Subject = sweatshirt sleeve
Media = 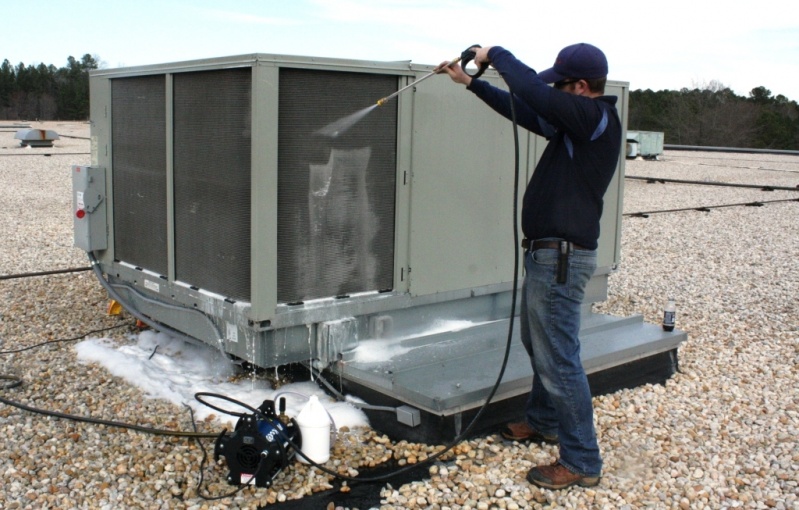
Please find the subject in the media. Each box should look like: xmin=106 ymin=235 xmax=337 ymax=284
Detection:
xmin=486 ymin=47 xmax=610 ymax=143
xmin=466 ymin=73 xmax=556 ymax=138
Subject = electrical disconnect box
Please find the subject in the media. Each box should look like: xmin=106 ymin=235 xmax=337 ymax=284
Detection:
xmin=72 ymin=165 xmax=107 ymax=252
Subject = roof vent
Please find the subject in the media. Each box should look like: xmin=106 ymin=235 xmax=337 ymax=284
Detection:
xmin=15 ymin=128 xmax=60 ymax=148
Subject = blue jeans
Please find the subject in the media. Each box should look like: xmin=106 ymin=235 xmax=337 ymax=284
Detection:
xmin=519 ymin=244 xmax=602 ymax=477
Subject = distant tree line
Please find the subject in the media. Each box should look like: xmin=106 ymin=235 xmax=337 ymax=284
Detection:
xmin=2 ymin=55 xmax=798 ymax=150
xmin=0 ymin=54 xmax=98 ymax=121
xmin=629 ymin=81 xmax=799 ymax=150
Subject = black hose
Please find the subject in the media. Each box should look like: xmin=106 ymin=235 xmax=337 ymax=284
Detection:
xmin=0 ymin=152 xmax=91 ymax=157
xmin=0 ymin=323 xmax=217 ymax=438
xmin=0 ymin=257 xmax=224 ymax=439
xmin=0 ymin=266 xmax=91 ymax=281
xmin=326 ymin=80 xmax=521 ymax=483
xmin=184 ymin=404 xmax=254 ymax=501
xmin=0 ymin=323 xmax=132 ymax=355
xmin=0 ymin=393 xmax=217 ymax=438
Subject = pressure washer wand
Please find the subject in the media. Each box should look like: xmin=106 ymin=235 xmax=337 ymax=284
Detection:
xmin=375 ymin=45 xmax=488 ymax=107
xmin=375 ymin=56 xmax=462 ymax=107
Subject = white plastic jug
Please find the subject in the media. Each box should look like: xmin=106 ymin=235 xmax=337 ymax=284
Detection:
xmin=295 ymin=395 xmax=331 ymax=464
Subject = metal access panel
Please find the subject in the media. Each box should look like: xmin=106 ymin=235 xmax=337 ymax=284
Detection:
xmin=407 ymin=79 xmax=628 ymax=302
xmin=406 ymin=72 xmax=522 ymax=297
xmin=598 ymin=81 xmax=628 ymax=277
xmin=72 ymin=165 xmax=107 ymax=252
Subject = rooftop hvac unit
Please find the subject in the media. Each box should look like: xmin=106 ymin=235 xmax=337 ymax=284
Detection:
xmin=627 ymin=130 xmax=664 ymax=159
xmin=76 ymin=54 xmax=685 ymax=440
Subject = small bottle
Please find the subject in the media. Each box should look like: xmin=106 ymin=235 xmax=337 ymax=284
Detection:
xmin=662 ymin=297 xmax=676 ymax=332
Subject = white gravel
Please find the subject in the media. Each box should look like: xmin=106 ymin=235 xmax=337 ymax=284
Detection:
xmin=1 ymin=122 xmax=798 ymax=509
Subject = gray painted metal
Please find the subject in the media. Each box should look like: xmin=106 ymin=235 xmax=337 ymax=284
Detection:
xmin=72 ymin=165 xmax=107 ymax=252
xmin=627 ymin=131 xmax=664 ymax=158
xmin=332 ymin=309 xmax=685 ymax=415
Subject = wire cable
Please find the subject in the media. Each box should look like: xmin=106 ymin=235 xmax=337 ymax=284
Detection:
xmin=0 ymin=266 xmax=92 ymax=281
xmin=304 ymin=362 xmax=398 ymax=413
xmin=0 ymin=393 xmax=218 ymax=438
xmin=0 ymin=322 xmax=132 ymax=355
xmin=0 ymin=152 xmax=90 ymax=157
xmin=625 ymin=197 xmax=798 ymax=217
xmin=626 ymin=175 xmax=798 ymax=191
xmin=0 ymin=321 xmax=219 ymax=438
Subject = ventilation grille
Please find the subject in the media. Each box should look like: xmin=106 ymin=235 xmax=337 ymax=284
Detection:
xmin=111 ymin=75 xmax=167 ymax=275
xmin=277 ymin=69 xmax=398 ymax=303
xmin=110 ymin=66 xmax=396 ymax=305
xmin=173 ymin=68 xmax=252 ymax=301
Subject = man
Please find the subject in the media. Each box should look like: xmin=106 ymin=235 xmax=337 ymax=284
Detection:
xmin=440 ymin=43 xmax=621 ymax=490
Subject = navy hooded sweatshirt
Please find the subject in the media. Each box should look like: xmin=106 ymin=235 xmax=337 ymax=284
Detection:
xmin=466 ymin=47 xmax=622 ymax=250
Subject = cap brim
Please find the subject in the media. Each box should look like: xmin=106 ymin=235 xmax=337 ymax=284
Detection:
xmin=537 ymin=67 xmax=566 ymax=84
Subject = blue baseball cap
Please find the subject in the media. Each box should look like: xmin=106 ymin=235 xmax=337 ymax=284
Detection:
xmin=537 ymin=43 xmax=608 ymax=83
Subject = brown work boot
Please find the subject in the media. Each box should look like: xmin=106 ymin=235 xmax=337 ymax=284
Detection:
xmin=527 ymin=461 xmax=600 ymax=490
xmin=500 ymin=421 xmax=558 ymax=444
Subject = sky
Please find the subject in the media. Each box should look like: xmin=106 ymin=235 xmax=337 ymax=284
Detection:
xmin=3 ymin=0 xmax=799 ymax=101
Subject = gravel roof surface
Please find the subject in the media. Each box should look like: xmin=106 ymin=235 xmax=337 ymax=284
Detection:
xmin=1 ymin=122 xmax=797 ymax=509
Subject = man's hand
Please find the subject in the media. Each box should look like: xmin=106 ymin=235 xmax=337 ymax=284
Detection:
xmin=437 ymin=45 xmax=493 ymax=86
xmin=472 ymin=46 xmax=492 ymax=69
xmin=437 ymin=59 xmax=472 ymax=86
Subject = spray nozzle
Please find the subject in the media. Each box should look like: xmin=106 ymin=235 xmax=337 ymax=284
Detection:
xmin=278 ymin=397 xmax=289 ymax=424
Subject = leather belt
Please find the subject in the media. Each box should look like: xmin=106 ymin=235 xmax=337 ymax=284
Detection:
xmin=521 ymin=239 xmax=589 ymax=252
